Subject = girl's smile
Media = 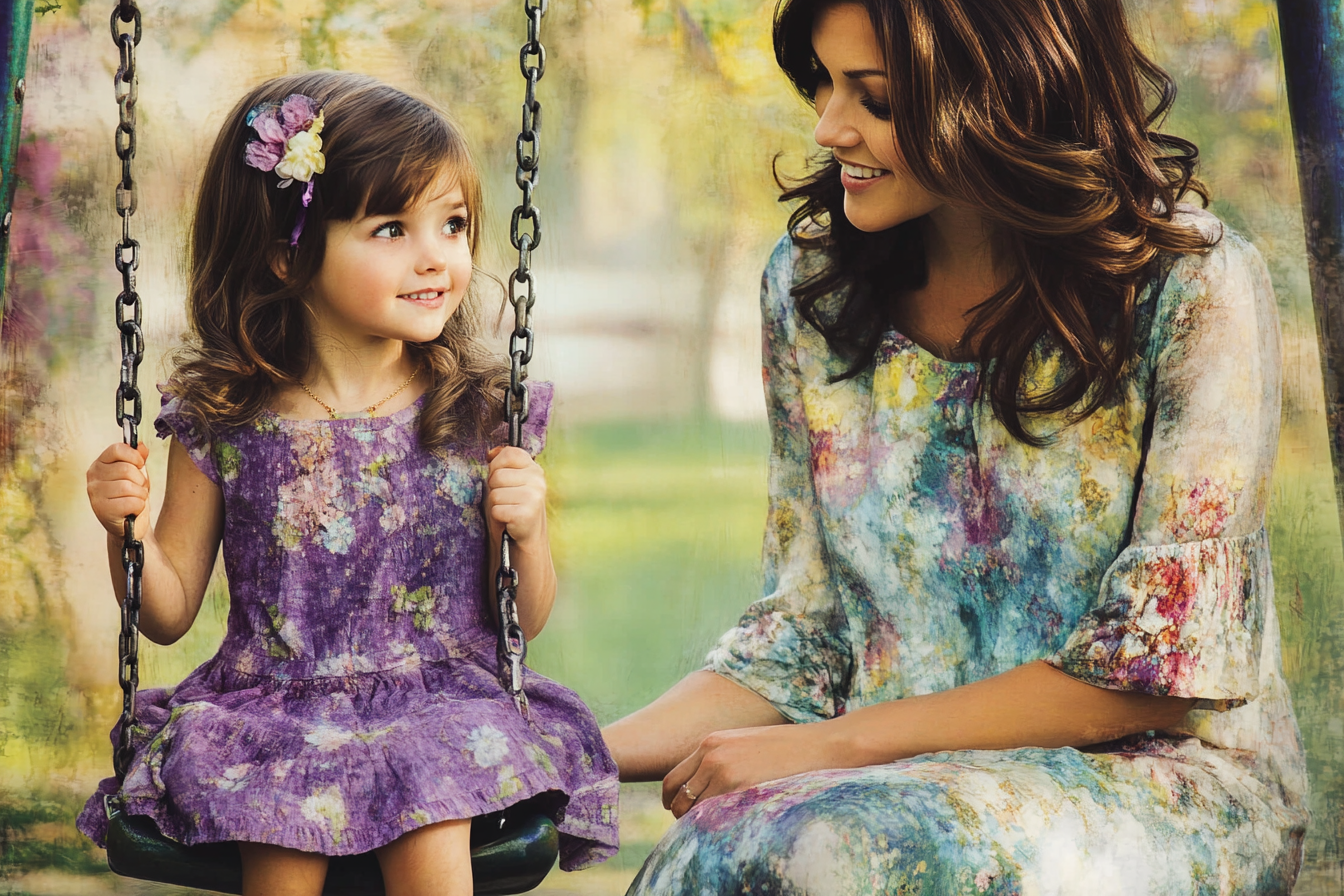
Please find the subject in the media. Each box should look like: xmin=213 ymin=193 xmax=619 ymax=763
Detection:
xmin=400 ymin=289 xmax=446 ymax=306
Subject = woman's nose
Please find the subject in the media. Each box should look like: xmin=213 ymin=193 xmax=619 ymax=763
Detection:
xmin=813 ymin=87 xmax=860 ymax=150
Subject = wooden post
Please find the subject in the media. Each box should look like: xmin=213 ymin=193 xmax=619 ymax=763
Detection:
xmin=0 ymin=0 xmax=34 ymax=326
xmin=1279 ymin=0 xmax=1344 ymax=538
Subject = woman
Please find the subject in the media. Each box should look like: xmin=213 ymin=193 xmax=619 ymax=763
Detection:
xmin=604 ymin=0 xmax=1309 ymax=891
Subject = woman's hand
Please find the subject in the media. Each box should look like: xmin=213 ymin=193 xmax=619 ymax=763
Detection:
xmin=484 ymin=446 xmax=547 ymax=548
xmin=88 ymin=441 xmax=152 ymax=536
xmin=662 ymin=722 xmax=852 ymax=818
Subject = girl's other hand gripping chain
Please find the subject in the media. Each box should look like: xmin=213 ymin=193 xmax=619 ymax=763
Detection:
xmin=484 ymin=446 xmax=547 ymax=546
xmin=88 ymin=441 xmax=152 ymax=536
xmin=484 ymin=445 xmax=557 ymax=638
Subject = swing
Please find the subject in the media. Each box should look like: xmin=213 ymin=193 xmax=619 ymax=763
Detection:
xmin=100 ymin=1 xmax=557 ymax=892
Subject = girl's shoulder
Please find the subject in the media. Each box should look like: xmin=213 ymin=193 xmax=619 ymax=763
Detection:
xmin=485 ymin=380 xmax=554 ymax=459
xmin=155 ymin=384 xmax=234 ymax=486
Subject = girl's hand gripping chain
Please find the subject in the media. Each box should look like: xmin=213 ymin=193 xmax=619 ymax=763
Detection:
xmin=88 ymin=441 xmax=152 ymax=536
xmin=484 ymin=446 xmax=557 ymax=639
xmin=485 ymin=446 xmax=547 ymax=546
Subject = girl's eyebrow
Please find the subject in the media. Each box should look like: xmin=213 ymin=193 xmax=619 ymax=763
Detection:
xmin=843 ymin=68 xmax=887 ymax=79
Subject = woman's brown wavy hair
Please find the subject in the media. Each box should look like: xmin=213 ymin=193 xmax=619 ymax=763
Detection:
xmin=774 ymin=0 xmax=1217 ymax=444
xmin=170 ymin=71 xmax=507 ymax=449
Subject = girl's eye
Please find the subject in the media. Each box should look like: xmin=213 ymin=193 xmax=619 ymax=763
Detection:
xmin=443 ymin=216 xmax=469 ymax=236
xmin=372 ymin=221 xmax=404 ymax=238
xmin=860 ymin=94 xmax=892 ymax=122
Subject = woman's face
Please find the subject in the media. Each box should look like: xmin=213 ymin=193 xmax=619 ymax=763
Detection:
xmin=812 ymin=3 xmax=942 ymax=232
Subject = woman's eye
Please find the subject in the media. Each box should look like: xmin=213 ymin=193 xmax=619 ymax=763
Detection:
xmin=860 ymin=94 xmax=893 ymax=122
xmin=443 ymin=216 xmax=469 ymax=236
xmin=372 ymin=221 xmax=404 ymax=238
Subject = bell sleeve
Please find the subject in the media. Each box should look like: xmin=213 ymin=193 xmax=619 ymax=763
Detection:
xmin=154 ymin=385 xmax=225 ymax=486
xmin=1045 ymin=224 xmax=1280 ymax=711
xmin=703 ymin=237 xmax=853 ymax=723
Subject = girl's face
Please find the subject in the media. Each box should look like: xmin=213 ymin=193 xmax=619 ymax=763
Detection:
xmin=812 ymin=3 xmax=942 ymax=232
xmin=308 ymin=172 xmax=474 ymax=346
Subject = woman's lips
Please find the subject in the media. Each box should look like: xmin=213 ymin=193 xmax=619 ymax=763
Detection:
xmin=839 ymin=164 xmax=891 ymax=194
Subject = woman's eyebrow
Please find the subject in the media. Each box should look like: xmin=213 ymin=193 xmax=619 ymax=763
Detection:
xmin=844 ymin=68 xmax=888 ymax=79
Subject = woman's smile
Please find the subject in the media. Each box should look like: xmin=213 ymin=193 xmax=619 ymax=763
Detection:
xmin=837 ymin=158 xmax=891 ymax=193
xmin=812 ymin=4 xmax=943 ymax=231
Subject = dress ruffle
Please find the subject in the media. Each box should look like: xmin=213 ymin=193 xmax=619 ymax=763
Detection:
xmin=78 ymin=652 xmax=618 ymax=867
xmin=1046 ymin=528 xmax=1268 ymax=710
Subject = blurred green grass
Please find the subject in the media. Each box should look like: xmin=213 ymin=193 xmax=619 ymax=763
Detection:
xmin=530 ymin=418 xmax=770 ymax=725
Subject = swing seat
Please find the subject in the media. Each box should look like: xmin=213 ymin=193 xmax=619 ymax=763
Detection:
xmin=104 ymin=797 xmax=559 ymax=895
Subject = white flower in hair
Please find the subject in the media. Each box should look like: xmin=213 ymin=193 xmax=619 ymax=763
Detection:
xmin=276 ymin=111 xmax=326 ymax=185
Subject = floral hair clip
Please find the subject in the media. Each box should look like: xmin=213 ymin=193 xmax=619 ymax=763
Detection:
xmin=243 ymin=94 xmax=326 ymax=247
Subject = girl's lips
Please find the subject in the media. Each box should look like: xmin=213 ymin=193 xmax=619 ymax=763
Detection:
xmin=400 ymin=290 xmax=446 ymax=308
xmin=839 ymin=169 xmax=891 ymax=194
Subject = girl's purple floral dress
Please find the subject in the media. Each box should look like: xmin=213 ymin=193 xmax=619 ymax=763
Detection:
xmin=77 ymin=382 xmax=620 ymax=870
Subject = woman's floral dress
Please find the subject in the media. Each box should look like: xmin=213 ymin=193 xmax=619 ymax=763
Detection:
xmin=77 ymin=383 xmax=620 ymax=870
xmin=630 ymin=209 xmax=1308 ymax=894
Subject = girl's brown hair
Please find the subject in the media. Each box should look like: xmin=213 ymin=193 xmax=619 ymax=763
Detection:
xmin=171 ymin=71 xmax=507 ymax=448
xmin=774 ymin=0 xmax=1217 ymax=444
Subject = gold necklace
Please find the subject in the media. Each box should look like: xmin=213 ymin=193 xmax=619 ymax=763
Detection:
xmin=299 ymin=362 xmax=422 ymax=420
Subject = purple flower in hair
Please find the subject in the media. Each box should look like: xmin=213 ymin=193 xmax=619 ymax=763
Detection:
xmin=244 ymin=93 xmax=326 ymax=245
xmin=244 ymin=94 xmax=325 ymax=185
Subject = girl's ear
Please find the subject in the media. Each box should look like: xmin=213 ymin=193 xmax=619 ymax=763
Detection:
xmin=268 ymin=241 xmax=292 ymax=282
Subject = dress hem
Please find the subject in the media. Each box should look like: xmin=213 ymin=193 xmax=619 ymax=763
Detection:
xmin=81 ymin=771 xmax=619 ymax=869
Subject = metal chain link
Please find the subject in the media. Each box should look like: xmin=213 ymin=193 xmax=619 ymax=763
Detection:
xmin=110 ymin=0 xmax=144 ymax=783
xmin=496 ymin=0 xmax=547 ymax=717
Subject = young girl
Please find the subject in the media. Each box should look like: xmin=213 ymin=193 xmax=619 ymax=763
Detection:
xmin=76 ymin=71 xmax=619 ymax=895
xmin=607 ymin=0 xmax=1308 ymax=892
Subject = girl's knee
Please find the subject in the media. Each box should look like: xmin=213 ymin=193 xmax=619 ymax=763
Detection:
xmin=375 ymin=818 xmax=473 ymax=896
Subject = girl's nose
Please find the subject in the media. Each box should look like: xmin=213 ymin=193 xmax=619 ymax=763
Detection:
xmin=415 ymin=233 xmax=449 ymax=274
xmin=813 ymin=85 xmax=860 ymax=150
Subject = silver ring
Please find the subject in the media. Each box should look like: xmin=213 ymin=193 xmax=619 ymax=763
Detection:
xmin=682 ymin=784 xmax=698 ymax=803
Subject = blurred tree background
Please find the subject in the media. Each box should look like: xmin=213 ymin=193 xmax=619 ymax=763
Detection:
xmin=0 ymin=0 xmax=1339 ymax=893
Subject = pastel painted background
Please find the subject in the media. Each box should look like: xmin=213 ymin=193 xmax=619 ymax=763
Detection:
xmin=0 ymin=0 xmax=1339 ymax=893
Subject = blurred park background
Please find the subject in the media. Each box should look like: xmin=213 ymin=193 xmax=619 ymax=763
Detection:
xmin=0 ymin=0 xmax=1341 ymax=893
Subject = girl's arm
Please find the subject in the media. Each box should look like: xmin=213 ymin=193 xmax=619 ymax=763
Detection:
xmin=88 ymin=437 xmax=225 ymax=645
xmin=484 ymin=445 xmax=556 ymax=639
xmin=626 ymin=664 xmax=1192 ymax=816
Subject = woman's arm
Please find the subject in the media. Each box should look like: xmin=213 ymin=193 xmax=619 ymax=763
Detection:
xmin=603 ymin=670 xmax=790 ymax=782
xmin=643 ymin=662 xmax=1193 ymax=817
xmin=484 ymin=445 xmax=555 ymax=638
xmin=89 ymin=437 xmax=225 ymax=645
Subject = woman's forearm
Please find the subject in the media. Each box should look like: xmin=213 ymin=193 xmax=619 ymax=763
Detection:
xmin=604 ymin=671 xmax=788 ymax=781
xmin=827 ymin=660 xmax=1195 ymax=767
xmin=653 ymin=661 xmax=1198 ymax=816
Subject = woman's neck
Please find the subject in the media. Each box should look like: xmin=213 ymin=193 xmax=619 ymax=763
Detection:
xmin=896 ymin=205 xmax=1010 ymax=360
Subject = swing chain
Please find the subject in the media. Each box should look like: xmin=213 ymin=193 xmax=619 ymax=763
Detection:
xmin=497 ymin=0 xmax=547 ymax=716
xmin=110 ymin=0 xmax=144 ymax=783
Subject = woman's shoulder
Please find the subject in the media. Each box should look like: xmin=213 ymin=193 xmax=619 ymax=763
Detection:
xmin=760 ymin=227 xmax=831 ymax=331
xmin=1160 ymin=206 xmax=1271 ymax=309
xmin=1143 ymin=205 xmax=1279 ymax=372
